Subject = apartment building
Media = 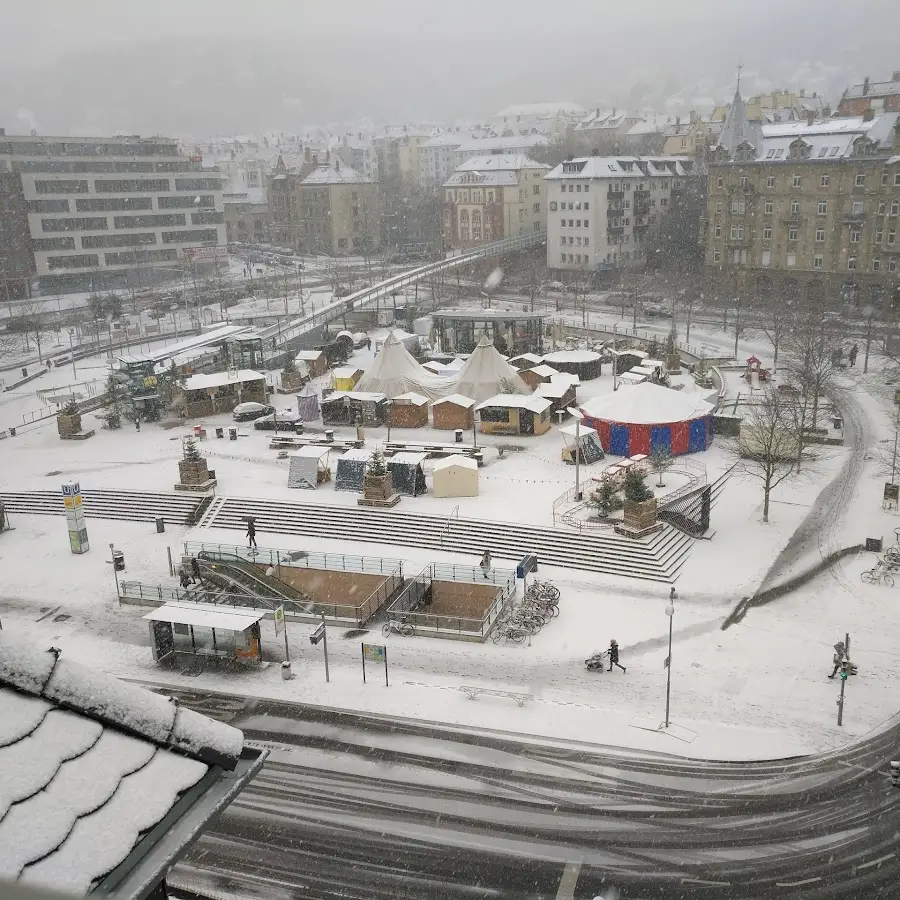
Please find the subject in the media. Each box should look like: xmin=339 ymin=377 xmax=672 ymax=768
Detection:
xmin=453 ymin=135 xmax=550 ymax=171
xmin=837 ymin=72 xmax=900 ymax=117
xmin=491 ymin=102 xmax=585 ymax=138
xmin=0 ymin=170 xmax=35 ymax=298
xmin=372 ymin=130 xmax=429 ymax=186
xmin=661 ymin=113 xmax=722 ymax=158
xmin=418 ymin=133 xmax=464 ymax=193
xmin=704 ymin=113 xmax=900 ymax=298
xmin=0 ymin=133 xmax=226 ymax=292
xmin=442 ymin=155 xmax=549 ymax=251
xmin=544 ymin=155 xmax=694 ymax=274
xmin=334 ymin=137 xmax=379 ymax=183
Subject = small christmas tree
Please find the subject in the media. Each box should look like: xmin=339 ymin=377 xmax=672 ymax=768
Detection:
xmin=183 ymin=435 xmax=202 ymax=461
xmin=694 ymin=354 xmax=708 ymax=381
xmin=593 ymin=477 xmax=623 ymax=517
xmin=623 ymin=468 xmax=654 ymax=503
xmin=366 ymin=449 xmax=387 ymax=476
xmin=282 ymin=355 xmax=298 ymax=375
xmin=62 ymin=398 xmax=79 ymax=416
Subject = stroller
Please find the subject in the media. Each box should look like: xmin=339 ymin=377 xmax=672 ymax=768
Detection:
xmin=585 ymin=650 xmax=609 ymax=672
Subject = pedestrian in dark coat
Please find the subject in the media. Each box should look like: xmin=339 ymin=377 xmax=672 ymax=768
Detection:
xmin=479 ymin=550 xmax=492 ymax=578
xmin=849 ymin=344 xmax=858 ymax=367
xmin=179 ymin=569 xmax=191 ymax=589
xmin=608 ymin=639 xmax=626 ymax=673
xmin=246 ymin=519 xmax=257 ymax=549
xmin=190 ymin=557 xmax=203 ymax=585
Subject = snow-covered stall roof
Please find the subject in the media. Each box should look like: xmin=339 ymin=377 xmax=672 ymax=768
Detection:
xmin=433 ymin=454 xmax=478 ymax=472
xmin=452 ymin=335 xmax=530 ymax=404
xmin=143 ymin=602 xmax=266 ymax=631
xmin=182 ymin=369 xmax=265 ymax=392
xmin=356 ymin=331 xmax=453 ymax=400
xmin=476 ymin=394 xmax=552 ymax=414
xmin=431 ymin=393 xmax=476 ymax=409
xmin=0 ymin=633 xmax=257 ymax=897
xmin=580 ymin=381 xmax=714 ymax=424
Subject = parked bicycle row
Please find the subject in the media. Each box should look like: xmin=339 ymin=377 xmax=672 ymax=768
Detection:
xmin=492 ymin=579 xmax=560 ymax=644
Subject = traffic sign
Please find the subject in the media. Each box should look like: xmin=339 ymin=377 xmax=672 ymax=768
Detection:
xmin=274 ymin=604 xmax=285 ymax=636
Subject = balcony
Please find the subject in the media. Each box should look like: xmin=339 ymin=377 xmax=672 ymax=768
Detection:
xmin=607 ymin=207 xmax=624 ymax=219
xmin=633 ymin=216 xmax=650 ymax=228
xmin=607 ymin=189 xmax=624 ymax=200
xmin=842 ymin=212 xmax=866 ymax=224
xmin=607 ymin=223 xmax=625 ymax=235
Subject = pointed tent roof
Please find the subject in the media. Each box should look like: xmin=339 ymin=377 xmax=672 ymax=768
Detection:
xmin=452 ymin=334 xmax=530 ymax=404
xmin=355 ymin=331 xmax=454 ymax=400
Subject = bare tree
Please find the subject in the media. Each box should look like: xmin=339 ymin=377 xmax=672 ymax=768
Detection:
xmin=752 ymin=280 xmax=794 ymax=373
xmin=523 ymin=256 xmax=543 ymax=313
xmin=11 ymin=299 xmax=49 ymax=362
xmin=680 ymin=287 xmax=698 ymax=346
xmin=735 ymin=386 xmax=816 ymax=522
xmin=649 ymin=446 xmax=674 ymax=487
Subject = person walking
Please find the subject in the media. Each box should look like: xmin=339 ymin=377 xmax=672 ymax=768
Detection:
xmin=179 ymin=568 xmax=191 ymax=590
xmin=849 ymin=344 xmax=858 ymax=367
xmin=828 ymin=641 xmax=846 ymax=679
xmin=246 ymin=519 xmax=257 ymax=550
xmin=608 ymin=638 xmax=626 ymax=673
xmin=190 ymin=557 xmax=203 ymax=586
xmin=479 ymin=550 xmax=492 ymax=579
xmin=669 ymin=586 xmax=677 ymax=601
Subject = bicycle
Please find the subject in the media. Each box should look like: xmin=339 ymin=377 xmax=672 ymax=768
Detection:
xmin=491 ymin=623 xmax=527 ymax=644
xmin=528 ymin=579 xmax=561 ymax=602
xmin=861 ymin=566 xmax=894 ymax=587
xmin=382 ymin=618 xmax=415 ymax=637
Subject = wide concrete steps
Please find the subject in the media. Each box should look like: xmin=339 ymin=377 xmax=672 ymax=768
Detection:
xmin=0 ymin=489 xmax=202 ymax=525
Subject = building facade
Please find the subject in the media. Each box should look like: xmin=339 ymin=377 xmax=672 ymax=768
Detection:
xmin=0 ymin=133 xmax=226 ymax=292
xmin=703 ymin=114 xmax=900 ymax=301
xmin=544 ymin=155 xmax=695 ymax=273
xmin=837 ymin=73 xmax=900 ymax=117
xmin=223 ymin=193 xmax=271 ymax=245
xmin=418 ymin=133 xmax=464 ymax=194
xmin=442 ymin=155 xmax=548 ymax=251
xmin=0 ymin=170 xmax=36 ymax=298
xmin=452 ymin=135 xmax=550 ymax=170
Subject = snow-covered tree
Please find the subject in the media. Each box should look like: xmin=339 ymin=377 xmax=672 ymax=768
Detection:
xmin=366 ymin=449 xmax=388 ymax=476
xmin=623 ymin=468 xmax=654 ymax=502
xmin=183 ymin=436 xmax=202 ymax=462
xmin=649 ymin=446 xmax=674 ymax=487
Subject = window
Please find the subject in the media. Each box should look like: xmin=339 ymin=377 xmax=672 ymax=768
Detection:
xmin=34 ymin=180 xmax=89 ymax=194
xmin=584 ymin=202 xmax=589 ymax=211
xmin=787 ymin=252 xmax=796 ymax=267
xmin=569 ymin=219 xmax=574 ymax=227
xmin=568 ymin=185 xmax=574 ymax=192
xmin=46 ymin=253 xmax=100 ymax=270
xmin=584 ymin=185 xmax=589 ymax=192
xmin=889 ymin=229 xmax=897 ymax=245
xmin=895 ymin=173 xmax=900 ymax=187
xmin=583 ymin=237 xmax=589 ymax=247
xmin=113 ymin=214 xmax=186 ymax=229
xmin=817 ymin=200 xmax=828 ymax=215
xmin=576 ymin=220 xmax=581 ymax=228
xmin=533 ymin=184 xmax=540 ymax=195
xmin=876 ymin=229 xmax=883 ymax=243
xmin=533 ymin=203 xmax=540 ymax=213
xmin=41 ymin=216 xmax=108 ymax=232
xmin=76 ymin=197 xmax=153 ymax=212
xmin=568 ymin=202 xmax=574 ymax=210
xmin=717 ymin=176 xmax=724 ymax=188
xmin=95 ymin=178 xmax=171 ymax=192
xmin=891 ymin=258 xmax=898 ymax=273
xmin=82 ymin=232 xmax=156 ymax=248
xmin=855 ymin=174 xmax=866 ymax=187
xmin=850 ymin=229 xmax=861 ymax=243
xmin=472 ymin=192 xmax=481 ymax=203
xmin=878 ymin=201 xmax=887 ymax=214
xmin=731 ymin=197 xmax=745 ymax=214
xmin=893 ymin=201 xmax=900 ymax=216
xmin=31 ymin=237 xmax=76 ymax=251
xmin=820 ymin=174 xmax=830 ymax=187
xmin=713 ymin=250 xmax=721 ymax=262
xmin=792 ymin=174 xmax=802 ymax=188
xmin=487 ymin=191 xmax=493 ymax=202
xmin=715 ymin=201 xmax=723 ymax=214
xmin=560 ymin=218 xmax=566 ymax=228
xmin=160 ymin=228 xmax=219 ymax=244
xmin=761 ymin=250 xmax=772 ymax=267
xmin=104 ymin=249 xmax=178 ymax=265
xmin=765 ymin=200 xmax=774 ymax=214
xmin=852 ymin=201 xmax=864 ymax=215
xmin=575 ymin=237 xmax=582 ymax=246
xmin=873 ymin=259 xmax=881 ymax=271
xmin=883 ymin=174 xmax=889 ymax=187
xmin=191 ymin=211 xmax=224 ymax=226
xmin=763 ymin=226 xmax=772 ymax=240
xmin=584 ymin=219 xmax=589 ymax=227
xmin=816 ymin=228 xmax=826 ymax=242
xmin=791 ymin=200 xmax=801 ymax=214
xmin=660 ymin=197 xmax=669 ymax=207
xmin=715 ymin=225 xmax=722 ymax=238
xmin=576 ymin=184 xmax=581 ymax=193
xmin=813 ymin=254 xmax=823 ymax=269
xmin=730 ymin=224 xmax=744 ymax=240
xmin=27 ymin=199 xmax=69 ymax=213
xmin=788 ymin=226 xmax=799 ymax=241
xmin=767 ymin=175 xmax=776 ymax=188
xmin=848 ymin=256 xmax=857 ymax=270
xmin=174 ymin=178 xmax=220 ymax=191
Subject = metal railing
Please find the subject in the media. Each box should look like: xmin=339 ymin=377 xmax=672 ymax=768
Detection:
xmin=426 ymin=562 xmax=516 ymax=599
xmin=439 ymin=505 xmax=460 ymax=546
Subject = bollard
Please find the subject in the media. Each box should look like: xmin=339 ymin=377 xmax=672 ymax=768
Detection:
xmin=325 ymin=429 xmax=334 ymax=442
xmin=229 ymin=428 xmax=237 ymax=440
xmin=155 ymin=517 xmax=165 ymax=534
xmin=281 ymin=661 xmax=292 ymax=680
xmin=454 ymin=429 xmax=463 ymax=443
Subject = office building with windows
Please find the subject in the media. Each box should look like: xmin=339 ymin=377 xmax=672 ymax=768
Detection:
xmin=544 ymin=155 xmax=694 ymax=274
xmin=0 ymin=132 xmax=226 ymax=292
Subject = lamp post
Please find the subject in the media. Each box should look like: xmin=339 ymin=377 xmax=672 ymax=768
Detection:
xmin=68 ymin=328 xmax=77 ymax=379
xmin=574 ymin=417 xmax=582 ymax=501
xmin=664 ymin=600 xmax=675 ymax=728
xmin=386 ymin=399 xmax=393 ymax=442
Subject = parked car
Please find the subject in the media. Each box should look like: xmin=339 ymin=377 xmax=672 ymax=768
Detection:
xmin=334 ymin=286 xmax=351 ymax=298
xmin=644 ymin=303 xmax=672 ymax=318
xmin=233 ymin=402 xmax=275 ymax=422
xmin=253 ymin=411 xmax=302 ymax=431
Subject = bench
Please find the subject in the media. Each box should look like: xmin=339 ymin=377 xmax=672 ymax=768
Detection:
xmin=269 ymin=436 xmax=364 ymax=451
xmin=383 ymin=442 xmax=485 ymax=466
xmin=459 ymin=686 xmax=533 ymax=707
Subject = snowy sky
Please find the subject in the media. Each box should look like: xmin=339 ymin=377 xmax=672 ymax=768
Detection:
xmin=1 ymin=0 xmax=896 ymax=135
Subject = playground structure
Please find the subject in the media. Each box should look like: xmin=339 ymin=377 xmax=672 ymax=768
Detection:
xmin=743 ymin=355 xmax=771 ymax=389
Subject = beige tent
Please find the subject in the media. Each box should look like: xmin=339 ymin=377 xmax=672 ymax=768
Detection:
xmin=432 ymin=454 xmax=479 ymax=498
xmin=452 ymin=334 xmax=530 ymax=404
xmin=355 ymin=330 xmax=453 ymax=400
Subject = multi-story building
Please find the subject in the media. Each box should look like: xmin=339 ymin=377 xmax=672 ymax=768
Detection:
xmin=418 ymin=133 xmax=464 ymax=194
xmin=0 ymin=167 xmax=36 ymax=299
xmin=453 ymin=135 xmax=550 ymax=170
xmin=372 ymin=130 xmax=429 ymax=187
xmin=544 ymin=155 xmax=694 ymax=274
xmin=573 ymin=109 xmax=645 ymax=144
xmin=442 ymin=155 xmax=548 ymax=251
xmin=837 ymin=72 xmax=900 ymax=117
xmin=296 ymin=162 xmax=381 ymax=256
xmin=491 ymin=102 xmax=585 ymax=138
xmin=334 ymin=137 xmax=379 ymax=183
xmin=223 ymin=192 xmax=271 ymax=245
xmin=703 ymin=112 xmax=900 ymax=300
xmin=662 ymin=113 xmax=722 ymax=158
xmin=0 ymin=132 xmax=226 ymax=292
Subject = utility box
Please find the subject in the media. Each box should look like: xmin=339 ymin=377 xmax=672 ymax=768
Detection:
xmin=155 ymin=517 xmax=165 ymax=534
xmin=112 ymin=550 xmax=125 ymax=571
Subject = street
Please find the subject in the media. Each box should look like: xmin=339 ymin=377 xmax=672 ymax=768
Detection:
xmin=160 ymin=686 xmax=900 ymax=900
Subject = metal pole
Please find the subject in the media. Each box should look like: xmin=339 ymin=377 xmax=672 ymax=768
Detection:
xmin=665 ymin=604 xmax=674 ymax=728
xmin=322 ymin=613 xmax=330 ymax=683
xmin=167 ymin=545 xmax=174 ymax=577
xmin=837 ymin=671 xmax=846 ymax=726
xmin=892 ymin=407 xmax=899 ymax=484
xmin=283 ymin=612 xmax=290 ymax=663
xmin=361 ymin=643 xmax=366 ymax=683
xmin=384 ymin=646 xmax=389 ymax=687
xmin=574 ymin=418 xmax=582 ymax=501
xmin=69 ymin=330 xmax=77 ymax=379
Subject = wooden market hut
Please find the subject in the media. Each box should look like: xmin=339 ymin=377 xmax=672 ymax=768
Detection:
xmin=432 ymin=454 xmax=479 ymax=498
xmin=332 ymin=366 xmax=364 ymax=391
xmin=295 ymin=349 xmax=328 ymax=377
xmin=431 ymin=393 xmax=475 ymax=431
xmin=388 ymin=392 xmax=430 ymax=428
xmin=519 ymin=364 xmax=560 ymax=391
xmin=179 ymin=369 xmax=267 ymax=418
xmin=508 ymin=352 xmax=545 ymax=371
xmin=321 ymin=391 xmax=388 ymax=426
xmin=476 ymin=394 xmax=552 ymax=436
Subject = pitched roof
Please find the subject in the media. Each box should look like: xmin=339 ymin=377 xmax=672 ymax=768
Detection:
xmin=182 ymin=369 xmax=265 ymax=391
xmin=456 ymin=154 xmax=549 ymax=172
xmin=300 ymin=164 xmax=372 ymax=185
xmin=544 ymin=156 xmax=693 ymax=180
xmin=843 ymin=78 xmax=900 ymax=100
xmin=453 ymin=135 xmax=550 ymax=154
xmin=476 ymin=393 xmax=552 ymax=413
xmin=0 ymin=634 xmax=259 ymax=898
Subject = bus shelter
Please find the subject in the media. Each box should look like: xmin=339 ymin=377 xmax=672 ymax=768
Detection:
xmin=144 ymin=601 xmax=265 ymax=666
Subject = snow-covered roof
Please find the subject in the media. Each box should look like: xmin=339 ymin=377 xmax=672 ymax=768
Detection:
xmin=454 ymin=135 xmax=550 ymax=154
xmin=333 ymin=366 xmax=363 ymax=378
xmin=751 ymin=112 xmax=900 ymax=161
xmin=143 ymin=602 xmax=267 ymax=630
xmin=340 ymin=448 xmax=374 ymax=462
xmin=431 ymin=393 xmax=476 ymax=408
xmin=535 ymin=381 xmax=573 ymax=399
xmin=433 ymin=454 xmax=478 ymax=471
xmin=545 ymin=156 xmax=693 ymax=181
xmin=0 ymin=633 xmax=249 ymax=895
xmin=422 ymin=133 xmax=465 ymax=148
xmin=389 ymin=452 xmax=428 ymax=465
xmin=392 ymin=392 xmax=430 ymax=405
xmin=527 ymin=364 xmax=560 ymax=378
xmin=476 ymin=393 xmax=553 ymax=414
xmin=453 ymin=334 xmax=530 ymax=404
xmin=444 ymin=170 xmax=519 ymax=187
xmin=182 ymin=369 xmax=265 ymax=391
xmin=580 ymin=381 xmax=714 ymax=424
xmin=456 ymin=154 xmax=549 ymax=172
xmin=510 ymin=353 xmax=544 ymax=366
xmin=295 ymin=349 xmax=325 ymax=360
xmin=291 ymin=445 xmax=332 ymax=459
xmin=323 ymin=391 xmax=387 ymax=402
xmin=843 ymin=78 xmax=900 ymax=100
xmin=300 ymin=164 xmax=372 ymax=185
xmin=626 ymin=119 xmax=672 ymax=136
xmin=543 ymin=349 xmax=601 ymax=364
xmin=357 ymin=331 xmax=453 ymax=400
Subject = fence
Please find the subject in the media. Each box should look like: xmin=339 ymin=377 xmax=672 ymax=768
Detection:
xmin=386 ymin=563 xmax=515 ymax=641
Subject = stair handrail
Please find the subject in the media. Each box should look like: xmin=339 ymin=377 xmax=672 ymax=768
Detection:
xmin=439 ymin=505 xmax=460 ymax=547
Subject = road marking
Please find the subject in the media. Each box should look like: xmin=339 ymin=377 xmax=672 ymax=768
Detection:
xmin=775 ymin=877 xmax=822 ymax=887
xmin=857 ymin=852 xmax=895 ymax=871
xmin=555 ymin=860 xmax=582 ymax=900
xmin=681 ymin=878 xmax=731 ymax=887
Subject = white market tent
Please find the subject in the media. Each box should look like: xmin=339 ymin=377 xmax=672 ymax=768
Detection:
xmin=335 ymin=447 xmax=372 ymax=492
xmin=356 ymin=331 xmax=454 ymax=400
xmin=288 ymin=445 xmax=331 ymax=489
xmin=433 ymin=454 xmax=479 ymax=498
xmin=452 ymin=334 xmax=530 ymax=404
xmin=580 ymin=381 xmax=714 ymax=424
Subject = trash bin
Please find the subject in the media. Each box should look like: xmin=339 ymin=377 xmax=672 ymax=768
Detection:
xmin=324 ymin=429 xmax=334 ymax=442
xmin=8 ymin=427 xmax=15 ymax=437
xmin=833 ymin=416 xmax=843 ymax=430
xmin=215 ymin=427 xmax=224 ymax=438
xmin=229 ymin=428 xmax=237 ymax=440
xmin=281 ymin=661 xmax=292 ymax=680
xmin=294 ymin=422 xmax=304 ymax=435
xmin=454 ymin=429 xmax=463 ymax=443
xmin=155 ymin=517 xmax=165 ymax=534
xmin=21 ymin=367 xmax=27 ymax=378
xmin=112 ymin=550 xmax=125 ymax=571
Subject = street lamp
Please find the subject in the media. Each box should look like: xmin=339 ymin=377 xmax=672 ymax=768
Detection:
xmin=574 ymin=417 xmax=582 ymax=501
xmin=664 ymin=600 xmax=675 ymax=728
xmin=68 ymin=328 xmax=77 ymax=379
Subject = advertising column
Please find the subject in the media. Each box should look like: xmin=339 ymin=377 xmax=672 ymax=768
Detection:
xmin=61 ymin=482 xmax=90 ymax=554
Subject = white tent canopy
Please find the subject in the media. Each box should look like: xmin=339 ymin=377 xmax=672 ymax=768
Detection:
xmin=580 ymin=381 xmax=714 ymax=424
xmin=452 ymin=334 xmax=530 ymax=404
xmin=356 ymin=331 xmax=454 ymax=400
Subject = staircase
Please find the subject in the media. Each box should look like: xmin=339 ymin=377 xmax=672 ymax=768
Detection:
xmin=195 ymin=553 xmax=310 ymax=605
xmin=0 ymin=489 xmax=203 ymax=525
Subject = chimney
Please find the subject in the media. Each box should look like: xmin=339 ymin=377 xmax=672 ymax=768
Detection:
xmin=689 ymin=109 xmax=698 ymax=124
xmin=311 ymin=151 xmax=318 ymax=165
xmin=807 ymin=111 xmax=815 ymax=126
xmin=676 ymin=115 xmax=681 ymax=129
xmin=335 ymin=158 xmax=340 ymax=171
xmin=591 ymin=147 xmax=599 ymax=156
xmin=894 ymin=121 xmax=900 ymax=153
xmin=863 ymin=76 xmax=870 ymax=96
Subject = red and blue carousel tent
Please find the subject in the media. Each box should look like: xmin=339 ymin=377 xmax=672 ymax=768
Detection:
xmin=578 ymin=382 xmax=715 ymax=457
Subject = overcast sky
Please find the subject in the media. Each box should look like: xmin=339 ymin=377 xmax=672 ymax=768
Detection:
xmin=1 ymin=0 xmax=896 ymax=137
